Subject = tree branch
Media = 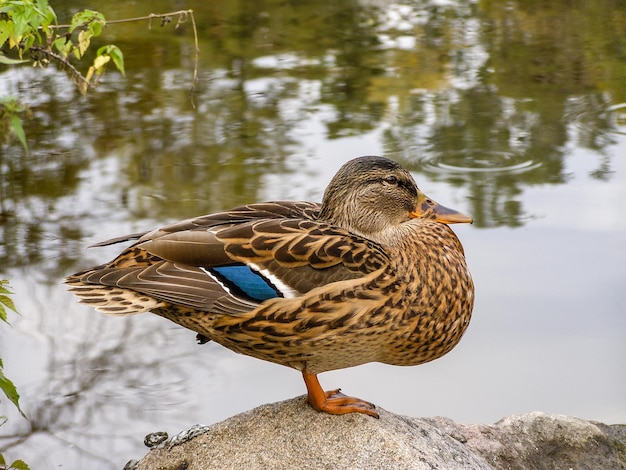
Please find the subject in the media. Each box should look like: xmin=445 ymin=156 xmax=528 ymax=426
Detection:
xmin=47 ymin=10 xmax=200 ymax=94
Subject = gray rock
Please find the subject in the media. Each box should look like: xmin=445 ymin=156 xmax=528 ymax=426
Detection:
xmin=135 ymin=396 xmax=626 ymax=470
xmin=427 ymin=413 xmax=626 ymax=470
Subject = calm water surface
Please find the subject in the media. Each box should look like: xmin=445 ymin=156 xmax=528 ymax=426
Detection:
xmin=1 ymin=1 xmax=625 ymax=468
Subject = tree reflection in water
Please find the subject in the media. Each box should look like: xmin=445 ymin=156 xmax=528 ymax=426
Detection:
xmin=1 ymin=283 xmax=204 ymax=468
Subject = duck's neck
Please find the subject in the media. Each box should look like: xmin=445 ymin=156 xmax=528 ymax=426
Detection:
xmin=374 ymin=219 xmax=462 ymax=251
xmin=319 ymin=196 xmax=406 ymax=237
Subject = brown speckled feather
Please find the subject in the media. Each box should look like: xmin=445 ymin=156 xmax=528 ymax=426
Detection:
xmin=66 ymin=156 xmax=474 ymax=417
xmin=67 ymin=201 xmax=389 ymax=316
xmin=160 ymin=220 xmax=473 ymax=374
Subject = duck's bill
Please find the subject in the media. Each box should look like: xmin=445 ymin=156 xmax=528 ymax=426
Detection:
xmin=410 ymin=194 xmax=473 ymax=224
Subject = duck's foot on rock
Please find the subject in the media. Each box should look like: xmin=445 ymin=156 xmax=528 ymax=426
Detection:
xmin=303 ymin=371 xmax=379 ymax=418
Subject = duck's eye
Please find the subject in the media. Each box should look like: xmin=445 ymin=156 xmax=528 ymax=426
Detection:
xmin=383 ymin=175 xmax=399 ymax=185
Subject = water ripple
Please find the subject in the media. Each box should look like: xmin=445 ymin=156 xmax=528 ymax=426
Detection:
xmin=418 ymin=150 xmax=542 ymax=175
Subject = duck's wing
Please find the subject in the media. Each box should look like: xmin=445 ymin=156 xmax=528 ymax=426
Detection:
xmin=88 ymin=201 xmax=321 ymax=248
xmin=67 ymin=201 xmax=389 ymax=316
xmin=148 ymin=201 xmax=321 ymax=234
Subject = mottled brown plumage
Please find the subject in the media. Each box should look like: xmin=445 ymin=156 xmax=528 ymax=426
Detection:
xmin=66 ymin=156 xmax=474 ymax=418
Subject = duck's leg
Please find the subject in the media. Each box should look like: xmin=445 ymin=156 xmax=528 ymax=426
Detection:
xmin=302 ymin=371 xmax=379 ymax=418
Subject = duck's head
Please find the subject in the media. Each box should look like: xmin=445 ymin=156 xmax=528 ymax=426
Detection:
xmin=319 ymin=156 xmax=472 ymax=236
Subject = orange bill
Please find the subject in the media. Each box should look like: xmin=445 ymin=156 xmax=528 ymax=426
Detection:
xmin=410 ymin=192 xmax=473 ymax=224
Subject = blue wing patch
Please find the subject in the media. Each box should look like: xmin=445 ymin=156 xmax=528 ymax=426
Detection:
xmin=210 ymin=264 xmax=282 ymax=302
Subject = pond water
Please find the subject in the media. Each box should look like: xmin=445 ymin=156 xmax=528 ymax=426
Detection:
xmin=1 ymin=1 xmax=625 ymax=468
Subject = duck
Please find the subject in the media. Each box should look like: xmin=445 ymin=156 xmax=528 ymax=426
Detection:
xmin=66 ymin=155 xmax=474 ymax=418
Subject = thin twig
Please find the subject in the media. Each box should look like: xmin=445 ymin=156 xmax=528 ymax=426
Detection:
xmin=48 ymin=10 xmax=192 ymax=29
xmin=188 ymin=11 xmax=200 ymax=92
xmin=29 ymin=46 xmax=93 ymax=92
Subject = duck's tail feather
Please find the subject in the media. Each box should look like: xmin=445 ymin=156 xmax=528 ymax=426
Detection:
xmin=88 ymin=231 xmax=149 ymax=248
xmin=65 ymin=277 xmax=165 ymax=315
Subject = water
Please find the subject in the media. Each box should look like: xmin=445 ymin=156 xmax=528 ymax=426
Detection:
xmin=1 ymin=1 xmax=625 ymax=468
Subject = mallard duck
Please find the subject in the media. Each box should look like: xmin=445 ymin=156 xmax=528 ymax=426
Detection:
xmin=66 ymin=156 xmax=474 ymax=418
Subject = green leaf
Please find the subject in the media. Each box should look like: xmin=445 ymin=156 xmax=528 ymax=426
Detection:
xmin=0 ymin=280 xmax=18 ymax=323
xmin=0 ymin=280 xmax=13 ymax=294
xmin=9 ymin=114 xmax=28 ymax=151
xmin=111 ymin=46 xmax=125 ymax=76
xmin=0 ymin=53 xmax=29 ymax=65
xmin=0 ymin=362 xmax=23 ymax=416
xmin=90 ymin=20 xmax=103 ymax=37
xmin=9 ymin=459 xmax=31 ymax=470
xmin=69 ymin=11 xmax=88 ymax=33
xmin=97 ymin=44 xmax=125 ymax=76
xmin=52 ymin=37 xmax=73 ymax=59
xmin=0 ymin=19 xmax=13 ymax=46
xmin=0 ymin=293 xmax=17 ymax=317
xmin=70 ymin=9 xmax=105 ymax=34
xmin=0 ymin=453 xmax=5 ymax=465
xmin=52 ymin=36 xmax=68 ymax=55
xmin=0 ymin=300 xmax=8 ymax=323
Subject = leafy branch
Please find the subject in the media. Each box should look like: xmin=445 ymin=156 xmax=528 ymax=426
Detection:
xmin=0 ymin=2 xmax=199 ymax=94
xmin=0 ymin=1 xmax=124 ymax=94
xmin=0 ymin=1 xmax=199 ymax=150
xmin=50 ymin=10 xmax=200 ymax=89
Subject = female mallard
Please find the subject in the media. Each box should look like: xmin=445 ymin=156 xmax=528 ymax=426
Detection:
xmin=66 ymin=156 xmax=474 ymax=418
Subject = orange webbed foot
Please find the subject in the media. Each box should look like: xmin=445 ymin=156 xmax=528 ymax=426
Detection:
xmin=302 ymin=371 xmax=379 ymax=418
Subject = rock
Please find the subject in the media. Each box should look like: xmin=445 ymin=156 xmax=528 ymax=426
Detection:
xmin=134 ymin=396 xmax=626 ymax=470
xmin=426 ymin=413 xmax=626 ymax=470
